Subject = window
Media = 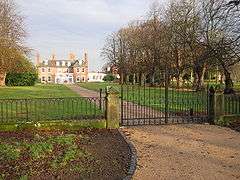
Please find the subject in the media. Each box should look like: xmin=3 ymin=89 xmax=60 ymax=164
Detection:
xmin=82 ymin=77 xmax=85 ymax=82
xmin=93 ymin=75 xmax=95 ymax=80
xmin=48 ymin=76 xmax=51 ymax=82
xmin=77 ymin=68 xmax=80 ymax=72
xmin=99 ymin=76 xmax=102 ymax=79
xmin=82 ymin=68 xmax=85 ymax=72
xmin=76 ymin=77 xmax=80 ymax=82
xmin=42 ymin=68 xmax=45 ymax=72
xmin=48 ymin=68 xmax=51 ymax=72
xmin=65 ymin=62 xmax=68 ymax=66
xmin=42 ymin=76 xmax=45 ymax=81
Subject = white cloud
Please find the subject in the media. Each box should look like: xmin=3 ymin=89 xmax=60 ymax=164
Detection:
xmin=18 ymin=0 xmax=167 ymax=70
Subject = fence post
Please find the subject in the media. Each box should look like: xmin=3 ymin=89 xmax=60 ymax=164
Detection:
xmin=214 ymin=93 xmax=225 ymax=120
xmin=208 ymin=86 xmax=215 ymax=124
xmin=106 ymin=86 xmax=120 ymax=129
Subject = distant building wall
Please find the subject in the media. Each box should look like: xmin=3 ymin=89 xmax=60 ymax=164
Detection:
xmin=88 ymin=72 xmax=106 ymax=82
xmin=36 ymin=53 xmax=88 ymax=84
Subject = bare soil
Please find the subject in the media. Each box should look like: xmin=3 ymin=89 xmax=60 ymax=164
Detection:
xmin=0 ymin=129 xmax=131 ymax=180
xmin=122 ymin=124 xmax=240 ymax=180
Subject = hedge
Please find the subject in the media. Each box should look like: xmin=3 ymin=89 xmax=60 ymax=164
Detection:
xmin=103 ymin=74 xmax=116 ymax=82
xmin=5 ymin=72 xmax=38 ymax=86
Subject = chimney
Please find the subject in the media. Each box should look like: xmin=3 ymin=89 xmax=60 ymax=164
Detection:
xmin=36 ymin=52 xmax=40 ymax=65
xmin=84 ymin=52 xmax=88 ymax=66
xmin=69 ymin=53 xmax=76 ymax=61
xmin=51 ymin=54 xmax=56 ymax=61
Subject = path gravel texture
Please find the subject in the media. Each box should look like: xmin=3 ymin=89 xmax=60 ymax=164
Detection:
xmin=66 ymin=84 xmax=99 ymax=98
xmin=122 ymin=125 xmax=240 ymax=180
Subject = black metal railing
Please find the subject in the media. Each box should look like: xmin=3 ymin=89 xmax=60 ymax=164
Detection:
xmin=120 ymin=84 xmax=209 ymax=126
xmin=0 ymin=97 xmax=106 ymax=123
xmin=224 ymin=94 xmax=240 ymax=115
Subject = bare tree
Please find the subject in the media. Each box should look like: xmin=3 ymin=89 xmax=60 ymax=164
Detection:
xmin=102 ymin=0 xmax=240 ymax=92
xmin=0 ymin=0 xmax=27 ymax=86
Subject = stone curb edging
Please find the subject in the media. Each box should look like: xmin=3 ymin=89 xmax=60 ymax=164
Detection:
xmin=118 ymin=128 xmax=137 ymax=180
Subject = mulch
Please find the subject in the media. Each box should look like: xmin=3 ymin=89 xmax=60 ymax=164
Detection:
xmin=0 ymin=129 xmax=131 ymax=180
xmin=229 ymin=120 xmax=240 ymax=132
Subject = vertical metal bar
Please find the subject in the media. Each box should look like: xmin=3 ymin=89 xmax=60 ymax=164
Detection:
xmin=99 ymin=88 xmax=102 ymax=110
xmin=62 ymin=99 xmax=65 ymax=120
xmin=144 ymin=81 xmax=146 ymax=125
xmin=15 ymin=100 xmax=18 ymax=122
xmin=121 ymin=83 xmax=123 ymax=126
xmin=1 ymin=100 xmax=4 ymax=123
xmin=71 ymin=98 xmax=74 ymax=120
xmin=76 ymin=98 xmax=79 ymax=120
xmin=10 ymin=100 xmax=13 ymax=121
xmin=25 ymin=99 xmax=29 ymax=122
xmin=148 ymin=84 xmax=151 ymax=124
xmin=90 ymin=98 xmax=93 ymax=119
xmin=133 ymin=84 xmax=135 ymax=123
xmin=6 ymin=100 xmax=8 ymax=122
xmin=34 ymin=100 xmax=38 ymax=121
xmin=165 ymin=68 xmax=169 ymax=124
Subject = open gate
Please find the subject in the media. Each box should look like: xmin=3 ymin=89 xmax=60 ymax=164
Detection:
xmin=120 ymin=82 xmax=209 ymax=126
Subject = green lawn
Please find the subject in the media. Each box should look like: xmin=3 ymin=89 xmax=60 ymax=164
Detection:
xmin=0 ymin=84 xmax=104 ymax=123
xmin=79 ymin=82 xmax=208 ymax=114
xmin=78 ymin=82 xmax=118 ymax=92
xmin=0 ymin=84 xmax=79 ymax=99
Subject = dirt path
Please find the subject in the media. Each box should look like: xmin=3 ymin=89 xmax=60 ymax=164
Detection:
xmin=66 ymin=84 xmax=100 ymax=98
xmin=122 ymin=125 xmax=240 ymax=180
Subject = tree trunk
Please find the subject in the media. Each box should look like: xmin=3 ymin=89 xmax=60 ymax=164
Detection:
xmin=224 ymin=70 xmax=234 ymax=94
xmin=192 ymin=68 xmax=198 ymax=90
xmin=0 ymin=72 xmax=6 ymax=86
xmin=126 ymin=75 xmax=130 ymax=84
xmin=195 ymin=66 xmax=206 ymax=91
xmin=120 ymin=72 xmax=124 ymax=84
xmin=150 ymin=73 xmax=155 ymax=87
xmin=176 ymin=74 xmax=182 ymax=89
xmin=132 ymin=73 xmax=136 ymax=85
xmin=140 ymin=73 xmax=145 ymax=86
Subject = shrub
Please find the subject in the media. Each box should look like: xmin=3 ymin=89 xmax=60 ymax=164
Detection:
xmin=103 ymin=74 xmax=115 ymax=82
xmin=5 ymin=72 xmax=38 ymax=86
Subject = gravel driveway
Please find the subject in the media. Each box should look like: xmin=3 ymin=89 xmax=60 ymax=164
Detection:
xmin=122 ymin=124 xmax=240 ymax=180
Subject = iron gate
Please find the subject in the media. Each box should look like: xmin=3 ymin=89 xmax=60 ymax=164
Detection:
xmin=120 ymin=83 xmax=209 ymax=126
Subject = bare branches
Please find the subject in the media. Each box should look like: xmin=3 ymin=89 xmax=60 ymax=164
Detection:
xmin=102 ymin=0 xmax=240 ymax=91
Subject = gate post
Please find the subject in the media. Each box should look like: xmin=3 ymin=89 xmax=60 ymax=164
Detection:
xmin=208 ymin=86 xmax=215 ymax=125
xmin=208 ymin=86 xmax=225 ymax=125
xmin=106 ymin=86 xmax=120 ymax=129
xmin=214 ymin=94 xmax=225 ymax=120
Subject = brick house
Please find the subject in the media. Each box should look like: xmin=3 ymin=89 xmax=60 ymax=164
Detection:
xmin=36 ymin=53 xmax=88 ymax=84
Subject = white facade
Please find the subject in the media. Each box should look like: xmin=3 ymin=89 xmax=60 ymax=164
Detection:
xmin=88 ymin=72 xmax=106 ymax=82
xmin=55 ymin=73 xmax=75 ymax=84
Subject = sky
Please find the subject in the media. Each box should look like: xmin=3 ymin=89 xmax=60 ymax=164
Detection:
xmin=18 ymin=0 xmax=167 ymax=71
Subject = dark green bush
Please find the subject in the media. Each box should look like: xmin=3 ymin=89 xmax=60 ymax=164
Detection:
xmin=5 ymin=72 xmax=38 ymax=86
xmin=103 ymin=74 xmax=116 ymax=82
